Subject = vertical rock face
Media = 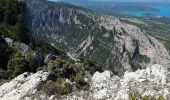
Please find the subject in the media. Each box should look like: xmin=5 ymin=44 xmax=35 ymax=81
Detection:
xmin=24 ymin=0 xmax=170 ymax=76
xmin=0 ymin=71 xmax=49 ymax=100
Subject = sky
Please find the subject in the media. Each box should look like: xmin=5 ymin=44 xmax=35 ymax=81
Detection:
xmin=49 ymin=0 xmax=170 ymax=2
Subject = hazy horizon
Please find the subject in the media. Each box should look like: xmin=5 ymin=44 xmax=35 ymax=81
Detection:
xmin=49 ymin=0 xmax=170 ymax=3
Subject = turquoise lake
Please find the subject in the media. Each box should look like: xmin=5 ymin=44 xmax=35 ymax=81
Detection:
xmin=124 ymin=5 xmax=170 ymax=18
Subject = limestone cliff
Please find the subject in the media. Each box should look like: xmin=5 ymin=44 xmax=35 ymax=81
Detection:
xmin=25 ymin=0 xmax=170 ymax=76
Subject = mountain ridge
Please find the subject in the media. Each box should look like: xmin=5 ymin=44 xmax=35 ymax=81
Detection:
xmin=0 ymin=0 xmax=170 ymax=99
xmin=25 ymin=0 xmax=170 ymax=76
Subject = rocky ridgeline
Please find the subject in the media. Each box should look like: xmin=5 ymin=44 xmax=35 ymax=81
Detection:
xmin=62 ymin=64 xmax=170 ymax=100
xmin=0 ymin=64 xmax=169 ymax=100
xmin=25 ymin=0 xmax=170 ymax=76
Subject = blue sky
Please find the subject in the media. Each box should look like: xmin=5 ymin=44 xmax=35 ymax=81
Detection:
xmin=49 ymin=0 xmax=169 ymax=2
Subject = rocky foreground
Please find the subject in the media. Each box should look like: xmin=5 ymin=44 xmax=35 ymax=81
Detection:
xmin=0 ymin=64 xmax=169 ymax=100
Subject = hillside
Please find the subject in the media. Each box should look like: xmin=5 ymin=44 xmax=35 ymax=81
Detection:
xmin=0 ymin=0 xmax=170 ymax=100
xmin=119 ymin=16 xmax=170 ymax=51
xmin=0 ymin=0 xmax=29 ymax=43
xmin=0 ymin=0 xmax=102 ymax=96
xmin=25 ymin=0 xmax=170 ymax=76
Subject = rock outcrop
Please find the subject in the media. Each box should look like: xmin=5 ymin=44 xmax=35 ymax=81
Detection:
xmin=0 ymin=71 xmax=49 ymax=100
xmin=90 ymin=64 xmax=170 ymax=100
xmin=61 ymin=64 xmax=170 ymax=100
xmin=1 ymin=64 xmax=169 ymax=100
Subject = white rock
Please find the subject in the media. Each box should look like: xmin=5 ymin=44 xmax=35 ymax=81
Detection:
xmin=0 ymin=71 xmax=49 ymax=100
xmin=91 ymin=64 xmax=170 ymax=100
xmin=1 ymin=64 xmax=169 ymax=100
xmin=64 ymin=64 xmax=170 ymax=100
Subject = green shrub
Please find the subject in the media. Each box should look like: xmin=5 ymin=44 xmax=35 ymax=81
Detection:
xmin=82 ymin=59 xmax=103 ymax=74
xmin=72 ymin=74 xmax=87 ymax=90
xmin=47 ymin=60 xmax=59 ymax=72
xmin=157 ymin=96 xmax=165 ymax=100
xmin=0 ymin=70 xmax=8 ymax=79
xmin=47 ymin=59 xmax=77 ymax=80
xmin=129 ymin=89 xmax=165 ymax=100
xmin=56 ymin=79 xmax=72 ymax=95
xmin=133 ymin=54 xmax=150 ymax=63
xmin=129 ymin=89 xmax=142 ymax=100
xmin=42 ymin=80 xmax=56 ymax=95
xmin=26 ymin=53 xmax=40 ymax=72
xmin=0 ymin=0 xmax=29 ymax=44
xmin=0 ymin=37 xmax=13 ymax=70
xmin=7 ymin=52 xmax=30 ymax=78
xmin=41 ymin=79 xmax=72 ymax=95
xmin=43 ymin=54 xmax=102 ymax=94
xmin=32 ymin=39 xmax=63 ymax=55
